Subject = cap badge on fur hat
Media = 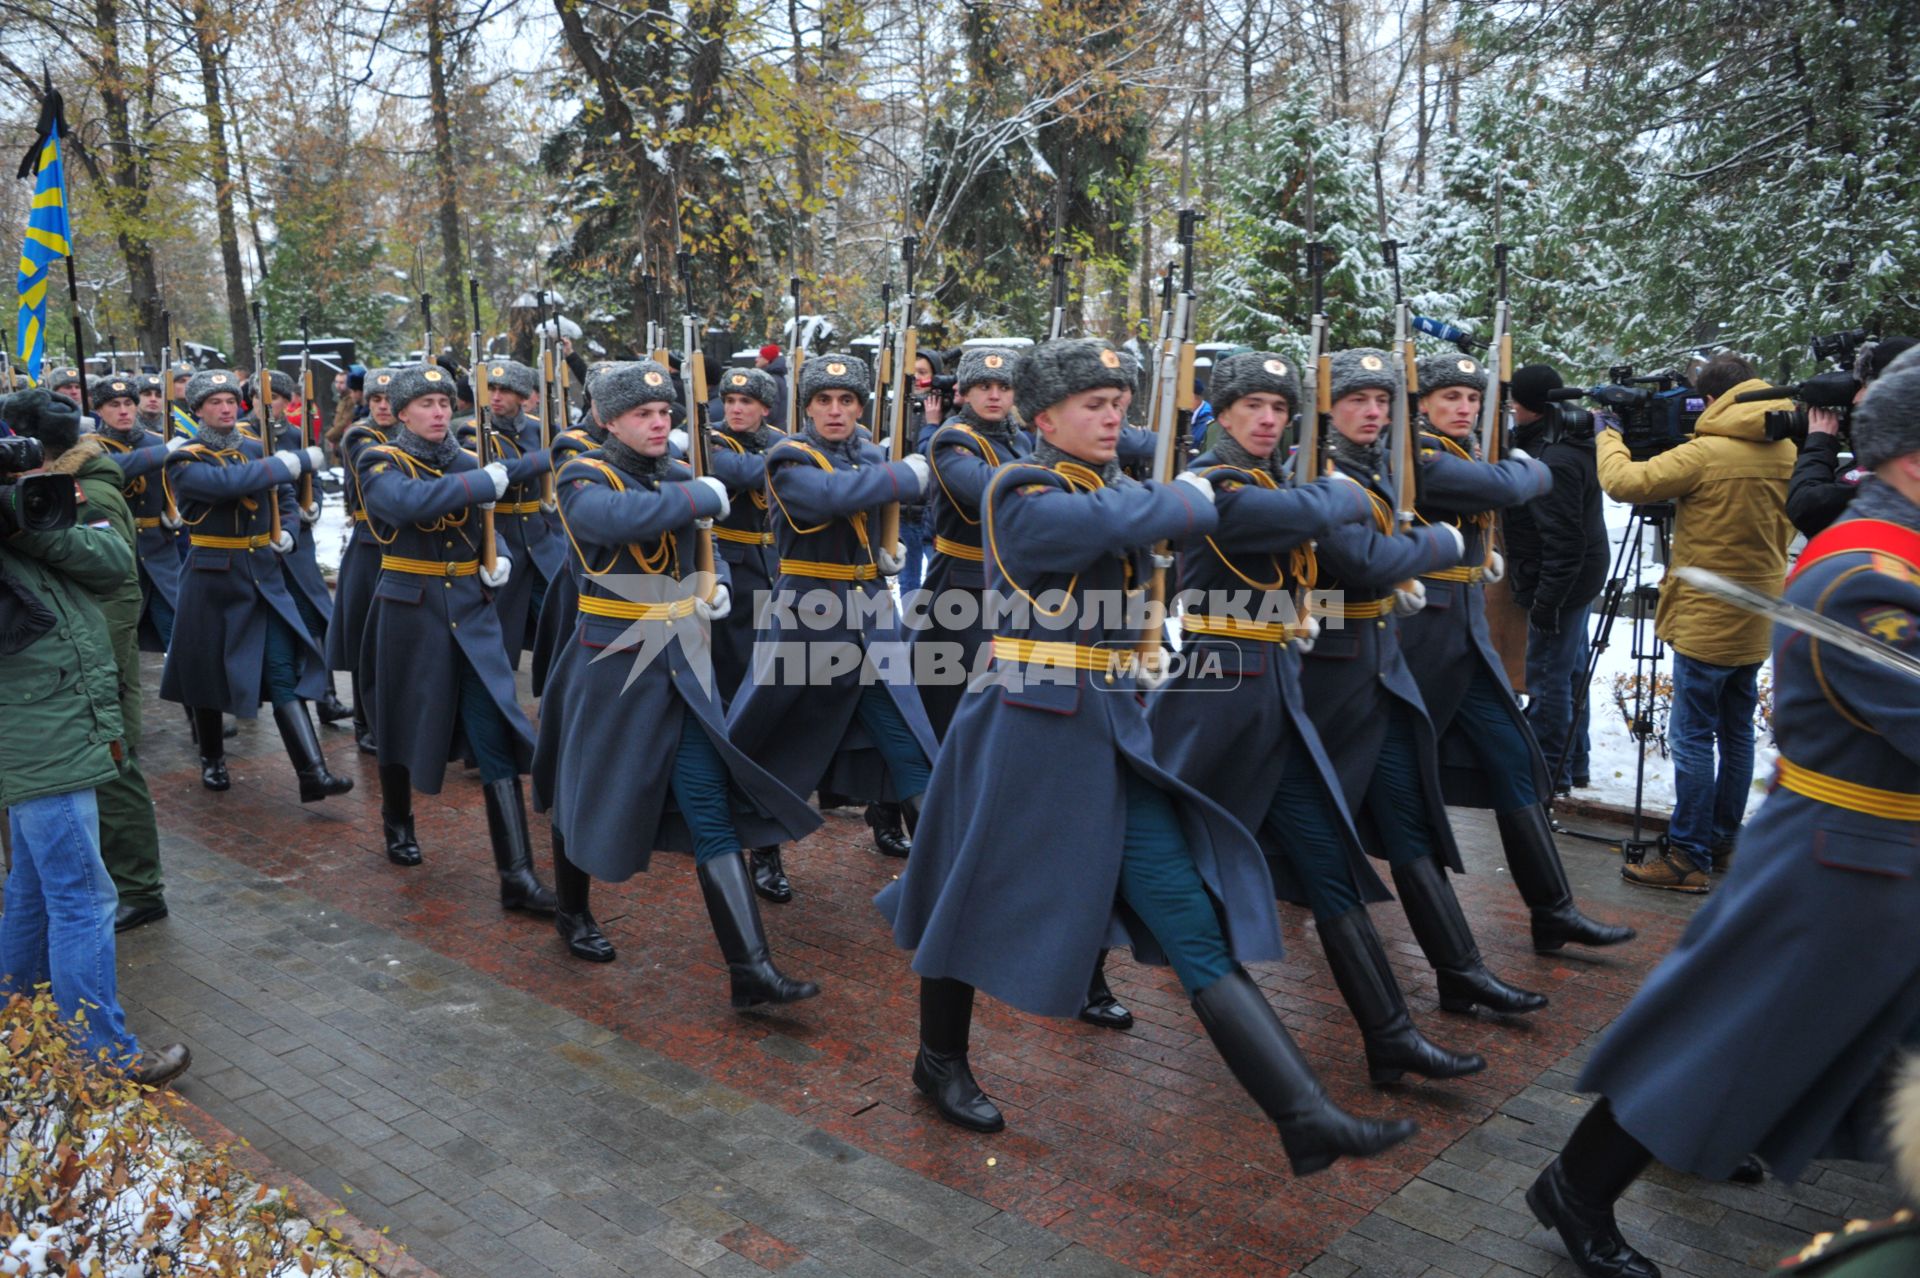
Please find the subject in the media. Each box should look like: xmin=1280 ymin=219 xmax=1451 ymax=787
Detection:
xmin=491 ymin=366 xmax=505 ymax=377
xmin=211 ymin=373 xmax=228 ymax=384
xmin=424 ymin=369 xmax=443 ymax=382
xmin=1264 ymin=359 xmax=1287 ymax=376
xmin=1361 ymin=356 xmax=1383 ymax=371
xmin=112 ymin=380 xmax=127 ymax=392
xmin=985 ymin=354 xmax=1005 ymax=369
xmin=644 ymin=371 xmax=664 ymax=386
xmin=1457 ymin=358 xmax=1477 ymax=373
xmin=1099 ymin=350 xmax=1122 ymax=369
xmin=731 ymin=373 xmax=748 ymax=386
xmin=827 ymin=361 xmax=847 ymax=375
xmin=375 ymin=374 xmax=392 ymax=386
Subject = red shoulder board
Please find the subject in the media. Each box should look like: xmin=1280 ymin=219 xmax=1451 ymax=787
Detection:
xmin=1787 ymin=518 xmax=1920 ymax=585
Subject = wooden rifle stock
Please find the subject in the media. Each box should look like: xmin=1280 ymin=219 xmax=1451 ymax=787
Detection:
xmin=877 ymin=237 xmax=918 ymax=555
xmin=676 ymin=250 xmax=717 ymax=593
xmin=467 ymin=280 xmax=497 ymax=576
xmin=252 ymin=299 xmax=281 ymax=544
xmin=158 ymin=309 xmax=179 ymax=522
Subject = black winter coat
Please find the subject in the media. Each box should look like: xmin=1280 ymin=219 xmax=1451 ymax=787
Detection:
xmin=1506 ymin=417 xmax=1607 ymax=629
xmin=1785 ymin=432 xmax=1860 ymax=538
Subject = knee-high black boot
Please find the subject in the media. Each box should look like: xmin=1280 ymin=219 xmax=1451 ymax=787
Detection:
xmin=1318 ymin=909 xmax=1485 ymax=1083
xmin=1499 ymin=806 xmax=1637 ymax=953
xmin=315 ymin=675 xmax=353 ymax=725
xmin=914 ymin=976 xmax=1004 ymax=1132
xmin=1527 ymin=1099 xmax=1660 ymax=1278
xmin=193 ymin=707 xmax=229 ymax=791
xmin=273 ymin=702 xmax=354 ymax=802
xmin=1191 ymin=967 xmax=1417 ymax=1177
xmin=1391 ymin=855 xmax=1548 ymax=1015
xmin=697 ymin=854 xmax=820 ymax=1008
xmin=1079 ymin=949 xmax=1133 ymax=1030
xmin=552 ymin=829 xmax=614 ymax=961
xmin=481 ymin=778 xmax=557 ymax=916
xmin=748 ymin=845 xmax=792 ymax=903
xmin=378 ymin=764 xmax=420 ymax=866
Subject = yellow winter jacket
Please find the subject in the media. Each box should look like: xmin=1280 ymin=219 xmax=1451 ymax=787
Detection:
xmin=1594 ymin=378 xmax=1796 ymax=666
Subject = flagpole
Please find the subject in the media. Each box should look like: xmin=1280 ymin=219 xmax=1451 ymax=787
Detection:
xmin=53 ymin=120 xmax=89 ymax=415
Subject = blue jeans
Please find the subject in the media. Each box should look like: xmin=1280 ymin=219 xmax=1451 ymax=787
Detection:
xmin=0 ymin=789 xmax=140 ymax=1066
xmin=1526 ymin=607 xmax=1592 ymax=788
xmin=899 ymin=520 xmax=928 ymax=595
xmin=1667 ymin=653 xmax=1759 ymax=871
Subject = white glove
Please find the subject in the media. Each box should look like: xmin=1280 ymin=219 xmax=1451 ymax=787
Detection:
xmin=669 ymin=428 xmax=690 ymax=455
xmin=1133 ymin=653 xmax=1171 ymax=692
xmin=1151 ymin=551 xmax=1175 ymax=571
xmin=1391 ymin=579 xmax=1428 ymax=617
xmin=877 ymin=542 xmax=908 ymax=576
xmin=299 ymin=501 xmax=322 ymax=526
xmin=694 ymin=475 xmax=731 ymax=522
xmin=695 ymin=581 xmax=732 ymax=623
xmin=1293 ymin=612 xmax=1321 ymax=654
xmin=304 ymin=445 xmax=326 ymax=471
xmin=160 ymin=508 xmax=184 ymax=531
xmin=1484 ymin=549 xmax=1506 ymax=584
xmin=1438 ymin=522 xmax=1465 ymax=559
xmin=270 ymin=530 xmax=296 ymax=555
xmin=271 ymin=449 xmax=309 ymax=480
xmin=479 ymin=552 xmax=512 ymax=589
xmin=1174 ymin=470 xmax=1216 ymax=504
xmin=165 ymin=434 xmax=191 ymax=453
xmin=901 ymin=453 xmax=931 ymax=495
xmin=482 ymin=461 xmax=511 ymax=500
xmin=1506 ymin=445 xmax=1533 ymax=464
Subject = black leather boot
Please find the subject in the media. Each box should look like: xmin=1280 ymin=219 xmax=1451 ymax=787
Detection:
xmin=914 ymin=976 xmax=1004 ymax=1132
xmin=1078 ymin=949 xmax=1134 ymax=1030
xmin=866 ymin=802 xmax=911 ymax=858
xmin=315 ymin=678 xmax=353 ymax=725
xmin=378 ymin=764 xmax=420 ymax=866
xmin=351 ymin=672 xmax=377 ymax=754
xmin=1191 ymin=967 xmax=1416 ymax=1177
xmin=1318 ymin=908 xmax=1485 ymax=1084
xmin=552 ymin=829 xmax=614 ymax=962
xmin=749 ymin=846 xmax=792 ymax=904
xmin=481 ymin=778 xmax=557 ymax=916
xmin=272 ymin=702 xmax=354 ymax=802
xmin=193 ymin=707 xmax=229 ymax=791
xmin=697 ymin=854 xmax=820 ymax=1008
xmin=1392 ymin=856 xmax=1548 ymax=1016
xmin=1499 ymin=806 xmax=1638 ymax=953
xmin=1528 ymin=1101 xmax=1660 ymax=1278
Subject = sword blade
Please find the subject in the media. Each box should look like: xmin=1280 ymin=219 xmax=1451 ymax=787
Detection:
xmin=1674 ymin=566 xmax=1920 ymax=684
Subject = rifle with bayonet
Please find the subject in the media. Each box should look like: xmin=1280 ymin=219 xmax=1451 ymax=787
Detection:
xmin=1048 ymin=250 xmax=1068 ymax=342
xmin=877 ymin=236 xmax=919 ymax=556
xmin=786 ymin=276 xmax=803 ymax=435
xmin=1476 ymin=184 xmax=1511 ymax=469
xmin=466 ymin=280 xmax=498 ymax=577
xmin=1143 ymin=261 xmax=1175 ymax=422
xmin=298 ymin=313 xmax=318 ymax=513
xmin=1382 ymin=239 xmax=1418 ymax=534
xmin=535 ymin=298 xmax=556 ymax=502
xmin=676 ymin=250 xmax=718 ymax=596
xmin=1295 ymin=159 xmax=1331 ymax=637
xmin=251 ymin=298 xmax=283 ymax=545
xmin=157 ymin=309 xmax=179 ymax=522
xmin=872 ymin=278 xmax=894 ymax=456
xmin=1138 ymin=209 xmax=1201 ymax=668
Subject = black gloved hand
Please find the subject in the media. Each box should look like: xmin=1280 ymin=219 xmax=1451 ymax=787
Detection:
xmin=1530 ymin=605 xmax=1561 ymax=635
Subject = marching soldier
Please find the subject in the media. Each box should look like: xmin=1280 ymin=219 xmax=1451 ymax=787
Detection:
xmin=257 ymin=369 xmax=351 ymax=726
xmin=457 ymin=358 xmax=562 ymax=667
xmin=1150 ymin=353 xmax=1486 ymax=1084
xmin=879 ymin=340 xmax=1414 ymax=1174
xmin=133 ymin=373 xmax=167 ymax=437
xmin=1528 ymin=348 xmax=1920 ymax=1278
xmin=328 ymin=368 xmax=400 ymax=753
xmin=704 ymin=364 xmax=783 ymax=705
xmin=530 ymin=360 xmax=824 ymax=1003
xmin=87 ymin=374 xmax=184 ymax=652
xmin=157 ymin=370 xmax=352 ymax=802
xmin=726 ymin=354 xmax=939 ymax=894
xmin=1398 ymin=354 xmax=1635 ymax=952
xmin=354 ymin=365 xmax=556 ymax=917
xmin=1299 ymin=351 xmax=1546 ymax=1018
xmin=527 ymin=405 xmax=608 ymax=699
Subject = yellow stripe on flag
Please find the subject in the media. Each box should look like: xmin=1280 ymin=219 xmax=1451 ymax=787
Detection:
xmin=31 ymin=189 xmax=61 ymax=209
xmin=24 ymin=228 xmax=69 ymax=256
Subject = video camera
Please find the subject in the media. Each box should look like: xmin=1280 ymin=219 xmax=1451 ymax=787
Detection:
xmin=1584 ymin=366 xmax=1705 ymax=461
xmin=0 ymin=436 xmax=78 ymax=537
xmin=1734 ymin=322 xmax=1880 ymax=445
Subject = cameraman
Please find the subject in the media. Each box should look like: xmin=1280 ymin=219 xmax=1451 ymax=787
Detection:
xmin=0 ymin=409 xmax=189 ymax=1086
xmin=1595 ymin=354 xmax=1796 ymax=892
xmin=1787 ymin=336 xmax=1917 ymax=536
xmin=1504 ymin=364 xmax=1608 ymax=793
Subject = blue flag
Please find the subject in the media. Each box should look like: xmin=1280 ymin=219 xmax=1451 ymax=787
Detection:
xmin=15 ymin=90 xmax=73 ymax=386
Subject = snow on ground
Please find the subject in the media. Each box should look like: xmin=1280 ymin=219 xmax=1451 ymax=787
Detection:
xmin=314 ymin=469 xmax=350 ymax=579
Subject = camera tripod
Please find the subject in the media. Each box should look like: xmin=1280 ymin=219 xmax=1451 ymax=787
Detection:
xmin=1554 ymin=500 xmax=1673 ymax=863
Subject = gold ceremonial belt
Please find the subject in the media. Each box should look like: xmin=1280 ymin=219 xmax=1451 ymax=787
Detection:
xmin=779 ymin=558 xmax=878 ymax=581
xmin=135 ymin=517 xmax=163 ymax=530
xmin=990 ymin=637 xmax=1135 ymax=673
xmin=1424 ymin=565 xmax=1486 ymax=584
xmin=715 ymin=526 xmax=775 ymax=546
xmin=578 ymin=594 xmax=700 ymax=621
xmin=933 ymin=535 xmax=985 ymax=563
xmin=1316 ymin=598 xmax=1393 ymax=620
xmin=1182 ymin=615 xmax=1297 ymax=644
xmin=498 ymin=500 xmax=544 ymax=515
xmin=1776 ymin=756 xmax=1920 ymax=821
xmin=381 ymin=555 xmax=478 ymax=578
xmin=191 ymin=533 xmax=271 ymax=550
xmin=352 ymin=510 xmax=368 ymax=522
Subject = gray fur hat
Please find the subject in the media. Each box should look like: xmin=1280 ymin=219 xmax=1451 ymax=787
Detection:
xmin=362 ymin=367 xmax=400 ymax=400
xmin=1015 ymin=338 xmax=1134 ymax=423
xmin=45 ymin=365 xmax=83 ymax=391
xmin=1209 ymin=352 xmax=1302 ymax=415
xmin=1328 ymin=348 xmax=1400 ymax=403
xmin=184 ymin=368 xmax=244 ymax=413
xmin=134 ymin=373 xmax=163 ymax=396
xmin=1852 ymin=344 xmax=1920 ymax=470
xmin=387 ymin=364 xmax=459 ymax=413
xmin=589 ymin=360 xmax=677 ymax=422
xmin=1416 ymin=352 xmax=1490 ymax=398
xmin=715 ymin=365 xmax=779 ymax=410
xmin=89 ymin=374 xmax=140 ymax=406
xmin=955 ymin=347 xmax=1018 ymax=394
xmin=250 ymin=369 xmax=294 ymax=401
xmin=166 ymin=360 xmax=194 ymax=381
xmin=799 ymin=353 xmax=871 ymax=410
xmin=478 ymin=358 xmax=537 ymax=400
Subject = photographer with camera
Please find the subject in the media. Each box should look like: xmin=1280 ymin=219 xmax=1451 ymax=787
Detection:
xmin=0 ymin=407 xmax=189 ymax=1087
xmin=1786 ymin=336 xmax=1917 ymax=537
xmin=1504 ymin=364 xmax=1609 ymax=795
xmin=1594 ymin=354 xmax=1796 ymax=892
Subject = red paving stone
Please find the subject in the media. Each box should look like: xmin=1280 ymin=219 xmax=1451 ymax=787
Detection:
xmin=141 ymin=705 xmax=1688 ymax=1278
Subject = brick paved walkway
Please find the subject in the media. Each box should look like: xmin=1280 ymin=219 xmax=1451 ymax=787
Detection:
xmin=97 ymin=656 xmax=1901 ymax=1276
